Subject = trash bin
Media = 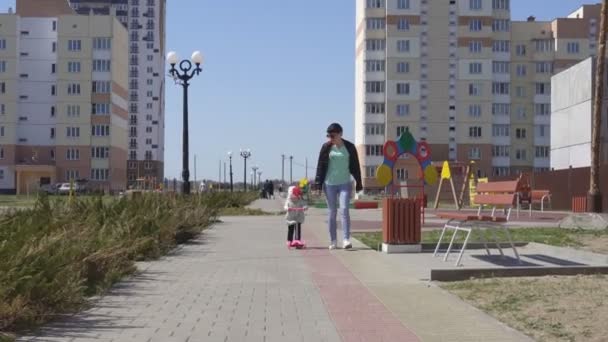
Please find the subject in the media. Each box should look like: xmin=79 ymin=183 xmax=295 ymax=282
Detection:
xmin=382 ymin=198 xmax=421 ymax=245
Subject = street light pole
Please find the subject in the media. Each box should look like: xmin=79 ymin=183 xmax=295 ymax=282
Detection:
xmin=167 ymin=51 xmax=204 ymax=195
xmin=281 ymin=154 xmax=285 ymax=185
xmin=252 ymin=165 xmax=259 ymax=188
xmin=228 ymin=152 xmax=234 ymax=192
xmin=289 ymin=155 xmax=293 ymax=184
xmin=240 ymin=149 xmax=251 ymax=191
xmin=258 ymin=170 xmax=262 ymax=189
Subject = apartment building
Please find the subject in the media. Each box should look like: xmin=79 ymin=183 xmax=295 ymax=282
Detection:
xmin=355 ymin=0 xmax=601 ymax=191
xmin=69 ymin=0 xmax=166 ymax=185
xmin=0 ymin=0 xmax=128 ymax=194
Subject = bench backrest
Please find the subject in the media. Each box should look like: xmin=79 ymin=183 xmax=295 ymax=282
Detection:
xmin=531 ymin=190 xmax=550 ymax=201
xmin=475 ymin=180 xmax=518 ymax=207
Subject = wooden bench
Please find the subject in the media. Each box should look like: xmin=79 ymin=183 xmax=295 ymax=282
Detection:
xmin=433 ymin=180 xmax=521 ymax=266
xmin=521 ymin=190 xmax=551 ymax=216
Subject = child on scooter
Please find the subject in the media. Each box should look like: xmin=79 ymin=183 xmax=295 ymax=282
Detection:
xmin=284 ymin=185 xmax=307 ymax=249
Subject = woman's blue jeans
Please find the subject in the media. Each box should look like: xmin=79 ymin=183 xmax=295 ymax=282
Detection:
xmin=324 ymin=182 xmax=352 ymax=242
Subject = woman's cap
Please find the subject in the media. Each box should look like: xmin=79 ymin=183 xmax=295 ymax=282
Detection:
xmin=326 ymin=123 xmax=343 ymax=134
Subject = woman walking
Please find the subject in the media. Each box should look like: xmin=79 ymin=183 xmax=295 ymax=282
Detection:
xmin=314 ymin=123 xmax=362 ymax=249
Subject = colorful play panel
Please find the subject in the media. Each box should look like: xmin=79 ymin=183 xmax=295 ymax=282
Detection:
xmin=376 ymin=128 xmax=438 ymax=187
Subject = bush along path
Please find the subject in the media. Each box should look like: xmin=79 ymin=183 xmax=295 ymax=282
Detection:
xmin=0 ymin=192 xmax=256 ymax=339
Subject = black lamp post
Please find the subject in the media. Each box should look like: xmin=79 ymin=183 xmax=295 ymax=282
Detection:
xmin=240 ymin=149 xmax=251 ymax=191
xmin=167 ymin=51 xmax=203 ymax=195
xmin=228 ymin=151 xmax=234 ymax=192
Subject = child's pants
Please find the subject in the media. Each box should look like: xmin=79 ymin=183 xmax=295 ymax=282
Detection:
xmin=287 ymin=223 xmax=302 ymax=241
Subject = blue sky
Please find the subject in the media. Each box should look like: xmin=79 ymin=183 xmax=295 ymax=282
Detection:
xmin=0 ymin=0 xmax=599 ymax=182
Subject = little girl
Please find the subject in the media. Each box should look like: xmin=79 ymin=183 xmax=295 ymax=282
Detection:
xmin=284 ymin=186 xmax=307 ymax=249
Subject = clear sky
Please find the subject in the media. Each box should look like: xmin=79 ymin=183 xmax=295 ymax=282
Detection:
xmin=0 ymin=0 xmax=599 ymax=183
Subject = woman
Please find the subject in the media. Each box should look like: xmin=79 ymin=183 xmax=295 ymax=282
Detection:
xmin=314 ymin=123 xmax=362 ymax=249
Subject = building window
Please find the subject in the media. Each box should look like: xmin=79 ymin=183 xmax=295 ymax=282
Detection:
xmin=130 ymin=151 xmax=137 ymax=160
xmin=93 ymin=37 xmax=111 ymax=50
xmin=66 ymin=148 xmax=80 ymax=161
xmin=535 ymin=82 xmax=550 ymax=95
xmin=365 ymin=124 xmax=385 ymax=136
xmin=0 ymin=104 xmax=4 ymax=115
xmin=0 ymin=39 xmax=6 ymax=50
xmin=397 ymin=18 xmax=410 ymax=30
xmin=50 ymin=106 xmax=55 ymax=117
xmin=492 ymin=19 xmax=510 ymax=32
xmin=92 ymin=81 xmax=111 ymax=93
xmin=365 ymin=166 xmax=377 ymax=178
xmin=535 ymin=62 xmax=553 ymax=73
xmin=535 ymin=146 xmax=550 ymax=158
xmin=67 ymin=83 xmax=81 ymax=95
xmin=493 ymin=167 xmax=510 ymax=176
xmin=492 ymin=0 xmax=510 ymax=10
xmin=68 ymin=40 xmax=82 ymax=51
xmin=468 ymin=105 xmax=481 ymax=118
xmin=66 ymin=127 xmax=80 ymax=138
xmin=469 ymin=83 xmax=482 ymax=96
xmin=91 ymin=146 xmax=110 ymax=159
xmin=516 ymin=64 xmax=527 ymax=76
xmin=469 ymin=147 xmax=481 ymax=160
xmin=65 ymin=170 xmax=80 ymax=180
xmin=469 ymin=41 xmax=482 ymax=53
xmin=515 ymin=149 xmax=527 ymax=161
xmin=92 ymin=103 xmax=110 ymax=115
xmin=145 ymin=151 xmax=152 ymax=160
xmin=566 ymin=42 xmax=580 ymax=54
xmin=67 ymin=105 xmax=81 ymax=117
xmin=492 ymin=40 xmax=510 ymax=52
xmin=515 ymin=86 xmax=526 ymax=98
xmin=469 ymin=62 xmax=482 ymax=74
xmin=397 ymin=40 xmax=410 ymax=52
xmin=397 ymin=62 xmax=409 ymax=73
xmin=492 ymin=124 xmax=510 ymax=137
xmin=516 ymin=128 xmax=527 ymax=139
xmin=396 ymin=104 xmax=410 ymax=116
xmin=92 ymin=125 xmax=110 ymax=137
xmin=365 ymin=145 xmax=384 ymax=156
xmin=366 ymin=39 xmax=386 ymax=51
xmin=469 ymin=126 xmax=482 ymax=138
xmin=492 ymin=61 xmax=510 ymax=74
xmin=91 ymin=169 xmax=110 ymax=181
xmin=0 ymin=82 xmax=4 ymax=94
xmin=535 ymin=124 xmax=548 ymax=137
xmin=365 ymin=103 xmax=385 ymax=114
xmin=535 ymin=39 xmax=553 ymax=52
xmin=396 ymin=83 xmax=410 ymax=95
xmin=146 ymin=127 xmax=153 ymax=133
xmin=492 ymin=103 xmax=510 ymax=116
xmin=470 ymin=0 xmax=482 ymax=10
xmin=145 ymin=138 xmax=152 ymax=145
xmin=469 ymin=19 xmax=482 ymax=31
xmin=396 ymin=126 xmax=408 ymax=137
xmin=366 ymin=0 xmax=385 ymax=8
xmin=366 ymin=18 xmax=386 ymax=30
xmin=52 ymin=42 xmax=56 ymax=53
xmin=515 ymin=44 xmax=526 ymax=56
xmin=535 ymin=103 xmax=551 ymax=116
xmin=68 ymin=61 xmax=81 ymax=73
xmin=492 ymin=82 xmax=510 ymax=95
xmin=365 ymin=60 xmax=385 ymax=72
xmin=492 ymin=145 xmax=510 ymax=157
xmin=397 ymin=0 xmax=409 ymax=9
xmin=365 ymin=81 xmax=385 ymax=93
xmin=50 ymin=128 xmax=55 ymax=139
xmin=0 ymin=61 xmax=6 ymax=73
xmin=93 ymin=59 xmax=111 ymax=72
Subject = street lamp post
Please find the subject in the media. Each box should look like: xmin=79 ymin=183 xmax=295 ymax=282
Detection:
xmin=252 ymin=165 xmax=259 ymax=188
xmin=228 ymin=151 xmax=234 ymax=192
xmin=257 ymin=170 xmax=262 ymax=189
xmin=240 ymin=149 xmax=251 ymax=191
xmin=167 ymin=51 xmax=204 ymax=195
xmin=289 ymin=155 xmax=293 ymax=184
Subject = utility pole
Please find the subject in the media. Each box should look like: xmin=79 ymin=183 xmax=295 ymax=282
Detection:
xmin=224 ymin=162 xmax=227 ymax=191
xmin=194 ymin=154 xmax=197 ymax=193
xmin=305 ymin=157 xmax=308 ymax=179
xmin=589 ymin=0 xmax=608 ymax=213
xmin=219 ymin=160 xmax=222 ymax=191
xmin=289 ymin=155 xmax=293 ymax=184
xmin=281 ymin=154 xmax=285 ymax=186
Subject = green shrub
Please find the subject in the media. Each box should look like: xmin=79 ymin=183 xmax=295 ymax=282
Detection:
xmin=0 ymin=191 xmax=255 ymax=333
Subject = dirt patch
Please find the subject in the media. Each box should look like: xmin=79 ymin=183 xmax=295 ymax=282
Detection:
xmin=574 ymin=235 xmax=608 ymax=254
xmin=442 ymin=275 xmax=608 ymax=342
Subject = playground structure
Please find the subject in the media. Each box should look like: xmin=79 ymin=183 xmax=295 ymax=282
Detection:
xmin=433 ymin=161 xmax=476 ymax=210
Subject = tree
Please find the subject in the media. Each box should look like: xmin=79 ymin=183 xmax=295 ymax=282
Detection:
xmin=589 ymin=0 xmax=608 ymax=213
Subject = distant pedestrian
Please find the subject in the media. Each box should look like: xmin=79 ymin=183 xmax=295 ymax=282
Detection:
xmin=314 ymin=123 xmax=362 ymax=250
xmin=268 ymin=180 xmax=275 ymax=199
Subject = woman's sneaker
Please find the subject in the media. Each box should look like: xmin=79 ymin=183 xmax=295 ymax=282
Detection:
xmin=343 ymin=239 xmax=352 ymax=249
xmin=328 ymin=241 xmax=337 ymax=250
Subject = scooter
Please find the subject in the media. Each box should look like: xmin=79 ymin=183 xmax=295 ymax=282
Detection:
xmin=287 ymin=207 xmax=307 ymax=249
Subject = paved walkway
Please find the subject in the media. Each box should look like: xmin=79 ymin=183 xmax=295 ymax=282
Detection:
xmin=20 ymin=199 xmax=532 ymax=342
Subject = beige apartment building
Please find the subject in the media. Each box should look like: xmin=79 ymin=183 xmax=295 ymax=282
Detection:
xmin=0 ymin=0 xmax=128 ymax=194
xmin=355 ymin=0 xmax=601 ymax=191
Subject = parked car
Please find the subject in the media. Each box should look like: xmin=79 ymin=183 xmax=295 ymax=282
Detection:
xmin=39 ymin=183 xmax=60 ymax=195
xmin=57 ymin=183 xmax=80 ymax=195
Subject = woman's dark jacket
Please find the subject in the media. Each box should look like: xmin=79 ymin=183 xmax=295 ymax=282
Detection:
xmin=314 ymin=139 xmax=363 ymax=192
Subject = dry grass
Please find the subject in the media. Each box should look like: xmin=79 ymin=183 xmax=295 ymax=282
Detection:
xmin=442 ymin=275 xmax=608 ymax=342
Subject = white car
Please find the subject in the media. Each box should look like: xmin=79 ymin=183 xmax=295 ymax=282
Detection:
xmin=57 ymin=183 xmax=78 ymax=195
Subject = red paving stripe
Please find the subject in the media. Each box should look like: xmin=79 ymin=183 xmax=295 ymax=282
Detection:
xmin=300 ymin=236 xmax=420 ymax=342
